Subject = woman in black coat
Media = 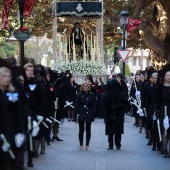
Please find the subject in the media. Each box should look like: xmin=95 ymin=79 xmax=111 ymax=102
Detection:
xmin=65 ymin=75 xmax=78 ymax=121
xmin=103 ymin=79 xmax=126 ymax=150
xmin=155 ymin=70 xmax=170 ymax=158
xmin=0 ymin=67 xmax=25 ymax=170
xmin=130 ymin=74 xmax=141 ymax=127
xmin=75 ymin=82 xmax=96 ymax=150
xmin=23 ymin=63 xmax=45 ymax=159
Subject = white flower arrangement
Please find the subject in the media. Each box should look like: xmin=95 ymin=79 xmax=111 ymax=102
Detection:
xmin=51 ymin=60 xmax=106 ymax=74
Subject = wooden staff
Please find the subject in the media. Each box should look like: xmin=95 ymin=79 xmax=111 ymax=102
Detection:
xmin=0 ymin=134 xmax=15 ymax=159
xmin=50 ymin=116 xmax=61 ymax=125
xmin=133 ymin=79 xmax=137 ymax=92
xmin=54 ymin=98 xmax=58 ymax=120
xmin=28 ymin=116 xmax=33 ymax=151
xmin=143 ymin=108 xmax=147 ymax=117
xmin=157 ymin=119 xmax=162 ymax=142
xmin=164 ymin=106 xmax=167 ymax=136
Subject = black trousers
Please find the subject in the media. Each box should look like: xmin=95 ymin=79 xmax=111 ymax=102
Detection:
xmin=0 ymin=159 xmax=17 ymax=170
xmin=78 ymin=121 xmax=91 ymax=146
xmin=108 ymin=134 xmax=121 ymax=148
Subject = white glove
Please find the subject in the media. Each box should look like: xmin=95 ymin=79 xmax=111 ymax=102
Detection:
xmin=137 ymin=109 xmax=144 ymax=117
xmin=15 ymin=133 xmax=25 ymax=148
xmin=163 ymin=116 xmax=170 ymax=130
xmin=31 ymin=121 xmax=40 ymax=137
xmin=37 ymin=115 xmax=43 ymax=121
xmin=152 ymin=115 xmax=156 ymax=120
xmin=2 ymin=142 xmax=10 ymax=152
xmin=135 ymin=91 xmax=141 ymax=96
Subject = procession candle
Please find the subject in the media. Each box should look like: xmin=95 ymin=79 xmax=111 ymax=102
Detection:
xmin=69 ymin=36 xmax=71 ymax=59
xmin=28 ymin=116 xmax=33 ymax=151
xmin=98 ymin=47 xmax=101 ymax=63
xmin=157 ymin=119 xmax=162 ymax=142
xmin=87 ymin=35 xmax=88 ymax=53
xmin=93 ymin=36 xmax=96 ymax=51
xmin=84 ymin=34 xmax=86 ymax=61
xmin=59 ymin=36 xmax=62 ymax=62
xmin=164 ymin=106 xmax=167 ymax=136
xmin=91 ymin=33 xmax=92 ymax=49
xmin=65 ymin=36 xmax=68 ymax=62
xmin=0 ymin=134 xmax=15 ymax=159
xmin=73 ymin=33 xmax=76 ymax=61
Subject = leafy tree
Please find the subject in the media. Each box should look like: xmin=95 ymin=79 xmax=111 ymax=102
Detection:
xmin=0 ymin=40 xmax=18 ymax=58
xmin=0 ymin=0 xmax=170 ymax=65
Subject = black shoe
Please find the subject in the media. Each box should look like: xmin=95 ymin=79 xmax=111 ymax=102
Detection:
xmin=53 ymin=136 xmax=63 ymax=141
xmin=107 ymin=147 xmax=113 ymax=150
xmin=32 ymin=152 xmax=39 ymax=158
xmin=116 ymin=147 xmax=121 ymax=150
xmin=27 ymin=162 xmax=34 ymax=167
xmin=139 ymin=131 xmax=142 ymax=133
xmin=163 ymin=155 xmax=167 ymax=158
xmin=133 ymin=123 xmax=137 ymax=126
xmin=41 ymin=151 xmax=45 ymax=154
xmin=152 ymin=146 xmax=156 ymax=151
xmin=147 ymin=142 xmax=152 ymax=145
xmin=47 ymin=141 xmax=50 ymax=145
xmin=68 ymin=119 xmax=70 ymax=121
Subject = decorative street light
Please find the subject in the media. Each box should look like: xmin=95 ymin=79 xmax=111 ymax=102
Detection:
xmin=120 ymin=7 xmax=129 ymax=78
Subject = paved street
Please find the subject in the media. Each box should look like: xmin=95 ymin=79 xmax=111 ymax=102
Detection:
xmin=26 ymin=116 xmax=170 ymax=170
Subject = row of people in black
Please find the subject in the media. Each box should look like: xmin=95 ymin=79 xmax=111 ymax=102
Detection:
xmin=129 ymin=66 xmax=170 ymax=158
xmin=0 ymin=59 xmax=67 ymax=170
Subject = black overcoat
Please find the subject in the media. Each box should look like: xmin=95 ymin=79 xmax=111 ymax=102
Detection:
xmin=75 ymin=91 xmax=96 ymax=122
xmin=103 ymin=79 xmax=125 ymax=135
xmin=0 ymin=88 xmax=25 ymax=159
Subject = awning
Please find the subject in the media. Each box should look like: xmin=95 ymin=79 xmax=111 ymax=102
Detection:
xmin=55 ymin=2 xmax=102 ymax=17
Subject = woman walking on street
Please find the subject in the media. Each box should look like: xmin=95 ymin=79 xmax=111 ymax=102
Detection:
xmin=75 ymin=82 xmax=96 ymax=150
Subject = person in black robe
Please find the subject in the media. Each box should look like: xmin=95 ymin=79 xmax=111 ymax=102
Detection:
xmin=103 ymin=79 xmax=127 ymax=150
xmin=0 ymin=67 xmax=25 ymax=170
xmin=23 ymin=63 xmax=45 ymax=160
xmin=95 ymin=76 xmax=105 ymax=118
xmin=155 ymin=70 xmax=170 ymax=158
xmin=130 ymin=74 xmax=141 ymax=127
xmin=146 ymin=72 xmax=159 ymax=150
xmin=65 ymin=75 xmax=78 ymax=121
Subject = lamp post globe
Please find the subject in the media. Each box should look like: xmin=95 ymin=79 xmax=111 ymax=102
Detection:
xmin=120 ymin=7 xmax=129 ymax=26
xmin=120 ymin=7 xmax=129 ymax=79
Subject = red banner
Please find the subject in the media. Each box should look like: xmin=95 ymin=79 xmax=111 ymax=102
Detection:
xmin=1 ymin=0 xmax=14 ymax=30
xmin=127 ymin=18 xmax=142 ymax=34
xmin=23 ymin=0 xmax=35 ymax=17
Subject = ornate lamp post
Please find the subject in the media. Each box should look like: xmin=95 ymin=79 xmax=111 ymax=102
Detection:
xmin=120 ymin=7 xmax=129 ymax=78
xmin=13 ymin=0 xmax=31 ymax=66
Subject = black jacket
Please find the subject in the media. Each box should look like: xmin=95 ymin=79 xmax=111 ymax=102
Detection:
xmin=0 ymin=88 xmax=25 ymax=159
xmin=25 ymin=78 xmax=44 ymax=116
xmin=75 ymin=91 xmax=96 ymax=122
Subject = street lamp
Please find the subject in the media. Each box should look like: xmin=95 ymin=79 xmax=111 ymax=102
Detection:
xmin=120 ymin=7 xmax=129 ymax=78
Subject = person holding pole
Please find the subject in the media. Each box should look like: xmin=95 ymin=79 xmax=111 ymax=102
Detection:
xmin=0 ymin=67 xmax=25 ymax=170
xmin=155 ymin=70 xmax=170 ymax=158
